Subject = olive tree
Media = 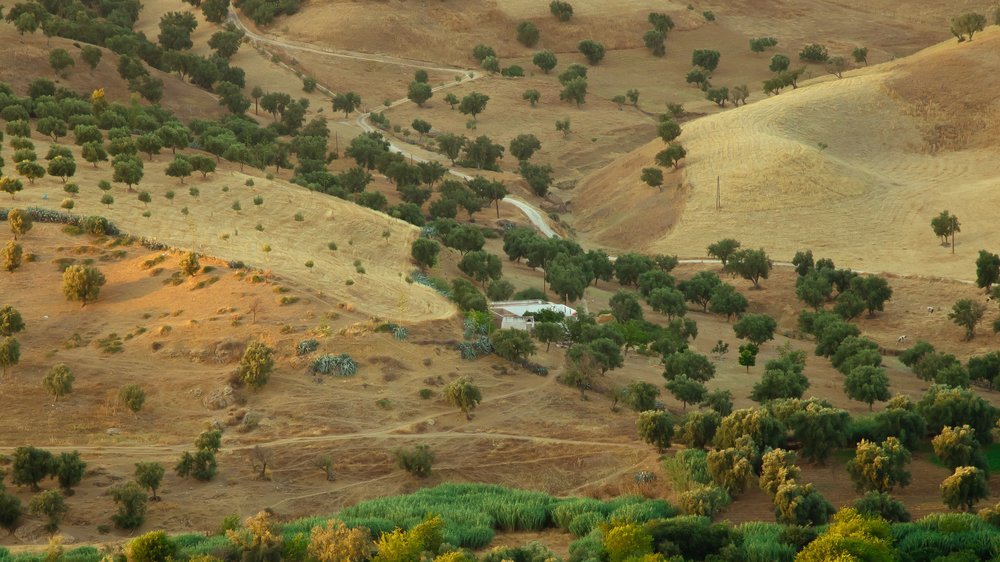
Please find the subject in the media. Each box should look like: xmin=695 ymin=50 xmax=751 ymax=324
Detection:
xmin=238 ymin=341 xmax=275 ymax=390
xmin=110 ymin=481 xmax=147 ymax=529
xmin=932 ymin=425 xmax=985 ymax=470
xmin=135 ymin=462 xmax=165 ymax=500
xmin=0 ymin=337 xmax=20 ymax=376
xmin=62 ymin=265 xmax=106 ymax=306
xmin=846 ymin=437 xmax=911 ymax=493
xmin=949 ymin=299 xmax=987 ymax=340
xmin=490 ymin=329 xmax=536 ymax=362
xmin=732 ymin=314 xmax=776 ymax=346
xmin=727 ymin=248 xmax=772 ymax=289
xmin=941 ymin=466 xmax=988 ymax=511
xmin=443 ymin=376 xmax=482 ymax=420
xmin=950 ymin=12 xmax=987 ymax=42
xmin=773 ymin=481 xmax=834 ymax=526
xmin=29 ymin=490 xmax=67 ymax=532
xmin=42 ymin=363 xmax=74 ymax=403
xmin=8 ymin=208 xmax=32 ymax=240
xmin=54 ymin=451 xmax=85 ymax=493
xmin=411 ymin=238 xmax=440 ymax=270
xmin=844 ymin=365 xmax=890 ymax=410
xmin=0 ymin=306 xmax=25 ymax=337
xmin=637 ymin=410 xmax=674 ymax=453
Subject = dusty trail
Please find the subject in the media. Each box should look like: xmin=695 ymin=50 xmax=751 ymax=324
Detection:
xmin=226 ymin=8 xmax=470 ymax=74
xmin=38 ymin=374 xmax=639 ymax=459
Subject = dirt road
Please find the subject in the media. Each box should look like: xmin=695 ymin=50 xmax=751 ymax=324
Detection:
xmin=228 ymin=7 xmax=561 ymax=240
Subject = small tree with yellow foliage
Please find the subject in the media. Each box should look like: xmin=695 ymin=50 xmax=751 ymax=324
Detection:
xmin=226 ymin=511 xmax=283 ymax=562
xmin=91 ymin=88 xmax=108 ymax=114
xmin=433 ymin=552 xmax=473 ymax=562
xmin=601 ymin=520 xmax=653 ymax=562
xmin=308 ymin=521 xmax=372 ymax=562
xmin=373 ymin=529 xmax=422 ymax=562
xmin=374 ymin=516 xmax=444 ymax=562
xmin=796 ymin=508 xmax=894 ymax=561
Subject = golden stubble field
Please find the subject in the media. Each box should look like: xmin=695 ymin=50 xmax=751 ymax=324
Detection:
xmin=570 ymin=27 xmax=1000 ymax=281
xmin=199 ymin=0 xmax=985 ymax=188
xmin=4 ymin=129 xmax=457 ymax=323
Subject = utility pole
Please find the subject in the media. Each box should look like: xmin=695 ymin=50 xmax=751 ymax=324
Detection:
xmin=716 ymin=176 xmax=721 ymax=210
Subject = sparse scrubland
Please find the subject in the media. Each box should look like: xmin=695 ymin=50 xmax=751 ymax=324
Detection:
xmin=1 ymin=0 xmax=1000 ymax=559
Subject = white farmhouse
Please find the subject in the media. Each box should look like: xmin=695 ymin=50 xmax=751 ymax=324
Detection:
xmin=489 ymin=300 xmax=576 ymax=331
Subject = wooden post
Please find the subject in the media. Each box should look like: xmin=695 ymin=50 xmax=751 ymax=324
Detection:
xmin=716 ymin=176 xmax=721 ymax=210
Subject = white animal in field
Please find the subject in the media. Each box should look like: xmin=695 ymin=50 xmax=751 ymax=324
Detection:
xmin=897 ymin=335 xmax=908 ymax=344
xmin=927 ymin=306 xmax=935 ymax=313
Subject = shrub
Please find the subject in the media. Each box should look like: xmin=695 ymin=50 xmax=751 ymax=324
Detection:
xmin=550 ymin=0 xmax=573 ymax=21
xmin=678 ymin=485 xmax=730 ymax=518
xmin=119 ymin=384 xmax=146 ymax=413
xmin=516 ymin=22 xmax=539 ymax=47
xmin=238 ymin=341 xmax=274 ymax=390
xmin=395 ymin=445 xmax=434 ymax=478
xmin=311 ymin=354 xmax=358 ymax=376
xmin=297 ymin=339 xmax=320 ymax=356
xmin=112 ymin=482 xmax=149 ymax=530
xmin=0 ymin=492 xmax=22 ymax=530
xmin=799 ymin=43 xmax=829 ymax=62
xmin=125 ymin=531 xmax=177 ymax=562
xmin=568 ymin=512 xmax=603 ymax=537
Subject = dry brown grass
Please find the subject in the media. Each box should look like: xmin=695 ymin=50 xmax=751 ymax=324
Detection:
xmin=571 ymin=27 xmax=1000 ymax=280
xmin=7 ymin=130 xmax=454 ymax=322
xmin=0 ymin=25 xmax=225 ymax=123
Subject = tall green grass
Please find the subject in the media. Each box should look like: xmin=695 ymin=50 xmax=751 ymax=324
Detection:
xmin=737 ymin=521 xmax=796 ymax=562
xmin=274 ymin=484 xmax=675 ymax=551
xmin=893 ymin=513 xmax=1000 ymax=561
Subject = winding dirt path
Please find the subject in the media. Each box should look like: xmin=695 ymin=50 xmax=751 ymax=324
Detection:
xmin=228 ymin=7 xmax=561 ymax=240
xmin=40 ymin=373 xmax=638 ymax=460
xmin=226 ymin=8 xmax=470 ymax=74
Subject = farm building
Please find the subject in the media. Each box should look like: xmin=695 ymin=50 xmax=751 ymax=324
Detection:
xmin=489 ymin=300 xmax=576 ymax=331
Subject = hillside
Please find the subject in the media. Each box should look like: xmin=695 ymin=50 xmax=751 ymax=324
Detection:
xmin=5 ymin=134 xmax=455 ymax=322
xmin=263 ymin=0 xmax=970 ymax=67
xmin=0 ymin=25 xmax=225 ymax=122
xmin=3 ymin=225 xmax=998 ymax=547
xmin=570 ymin=27 xmax=1000 ymax=279
xmin=251 ymin=0 xmax=985 ymax=188
xmin=6 ymin=0 xmax=1000 ymax=554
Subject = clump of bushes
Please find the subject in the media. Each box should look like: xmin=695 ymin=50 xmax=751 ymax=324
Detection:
xmin=376 ymin=323 xmax=409 ymax=340
xmin=311 ymin=353 xmax=358 ymax=376
xmin=296 ymin=339 xmax=319 ymax=356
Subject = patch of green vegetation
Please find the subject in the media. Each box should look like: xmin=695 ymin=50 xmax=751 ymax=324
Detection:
xmin=53 ymin=257 xmax=76 ymax=271
xmin=192 ymin=276 xmax=220 ymax=291
xmin=64 ymin=333 xmax=89 ymax=349
xmin=96 ymin=333 xmax=124 ymax=354
xmin=142 ymin=254 xmax=167 ymax=270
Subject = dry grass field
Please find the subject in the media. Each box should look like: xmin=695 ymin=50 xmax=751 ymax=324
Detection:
xmin=571 ymin=27 xmax=1000 ymax=280
xmin=0 ymin=26 xmax=224 ymax=123
xmin=4 ymin=131 xmax=454 ymax=323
